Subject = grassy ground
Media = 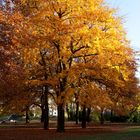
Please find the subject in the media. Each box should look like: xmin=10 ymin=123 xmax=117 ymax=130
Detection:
xmin=60 ymin=128 xmax=140 ymax=140
xmin=0 ymin=123 xmax=140 ymax=140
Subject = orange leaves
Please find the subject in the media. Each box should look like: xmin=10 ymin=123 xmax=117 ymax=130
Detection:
xmin=1 ymin=0 xmax=137 ymax=116
xmin=22 ymin=48 xmax=40 ymax=65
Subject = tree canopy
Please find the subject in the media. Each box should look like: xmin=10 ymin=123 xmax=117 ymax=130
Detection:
xmin=0 ymin=0 xmax=139 ymax=132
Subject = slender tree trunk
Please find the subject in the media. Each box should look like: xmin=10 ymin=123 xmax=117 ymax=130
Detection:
xmin=57 ymin=103 xmax=65 ymax=132
xmin=100 ymin=109 xmax=104 ymax=125
xmin=82 ymin=105 xmax=86 ymax=128
xmin=75 ymin=101 xmax=79 ymax=124
xmin=41 ymin=106 xmax=45 ymax=123
xmin=66 ymin=104 xmax=70 ymax=121
xmin=25 ymin=106 xmax=29 ymax=124
xmin=44 ymin=86 xmax=49 ymax=130
xmin=110 ymin=109 xmax=114 ymax=122
xmin=87 ymin=107 xmax=91 ymax=123
xmin=111 ymin=109 xmax=113 ymax=117
xmin=70 ymin=103 xmax=74 ymax=121
xmin=40 ymin=94 xmax=45 ymax=123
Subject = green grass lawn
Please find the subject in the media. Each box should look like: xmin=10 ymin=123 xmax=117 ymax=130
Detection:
xmin=0 ymin=123 xmax=140 ymax=140
xmin=58 ymin=128 xmax=140 ymax=140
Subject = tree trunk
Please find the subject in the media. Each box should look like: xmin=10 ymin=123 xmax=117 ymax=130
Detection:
xmin=75 ymin=101 xmax=79 ymax=124
xmin=57 ymin=61 xmax=66 ymax=132
xmin=82 ymin=105 xmax=86 ymax=128
xmin=111 ymin=109 xmax=113 ymax=117
xmin=40 ymin=94 xmax=45 ymax=123
xmin=66 ymin=104 xmax=70 ymax=121
xmin=70 ymin=103 xmax=74 ymax=121
xmin=57 ymin=103 xmax=65 ymax=132
xmin=110 ymin=109 xmax=114 ymax=122
xmin=40 ymin=50 xmax=49 ymax=129
xmin=87 ymin=107 xmax=91 ymax=123
xmin=41 ymin=106 xmax=45 ymax=123
xmin=25 ymin=106 xmax=29 ymax=124
xmin=44 ymin=86 xmax=49 ymax=130
xmin=100 ymin=109 xmax=104 ymax=125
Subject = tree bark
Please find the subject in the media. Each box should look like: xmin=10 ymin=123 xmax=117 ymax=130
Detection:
xmin=57 ymin=72 xmax=66 ymax=132
xmin=43 ymin=86 xmax=49 ymax=130
xmin=66 ymin=104 xmax=70 ymax=121
xmin=69 ymin=103 xmax=74 ymax=121
xmin=40 ymin=94 xmax=45 ymax=123
xmin=100 ymin=109 xmax=104 ymax=125
xmin=41 ymin=106 xmax=45 ymax=123
xmin=25 ymin=106 xmax=29 ymax=124
xmin=82 ymin=105 xmax=86 ymax=128
xmin=57 ymin=103 xmax=65 ymax=132
xmin=87 ymin=107 xmax=91 ymax=123
xmin=56 ymin=57 xmax=66 ymax=132
xmin=110 ymin=109 xmax=114 ymax=122
xmin=111 ymin=109 xmax=113 ymax=118
xmin=75 ymin=101 xmax=79 ymax=124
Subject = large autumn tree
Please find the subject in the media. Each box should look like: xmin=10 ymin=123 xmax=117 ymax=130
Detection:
xmin=9 ymin=0 xmax=139 ymax=132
